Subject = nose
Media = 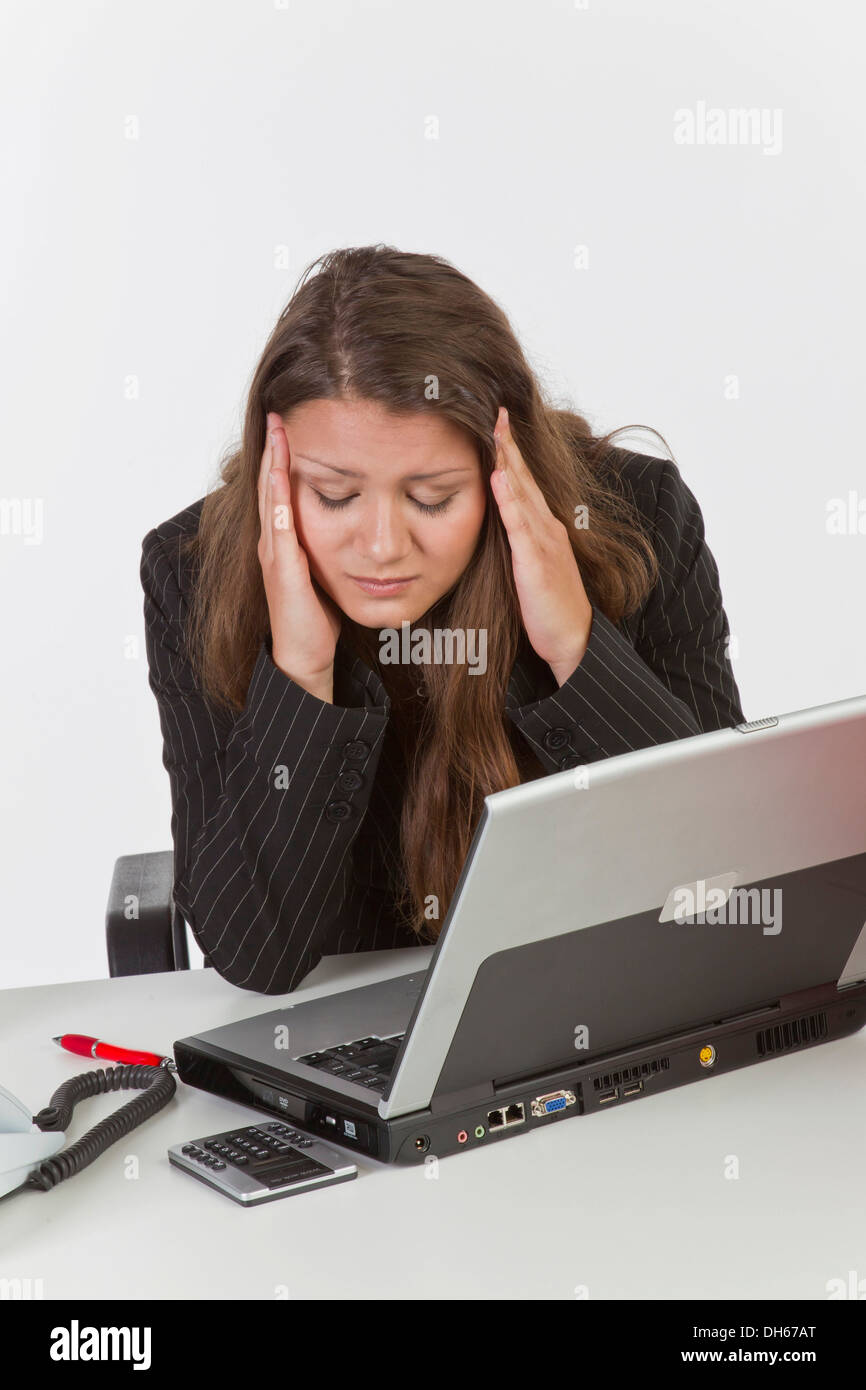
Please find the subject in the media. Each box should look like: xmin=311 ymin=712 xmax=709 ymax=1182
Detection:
xmin=355 ymin=495 xmax=414 ymax=565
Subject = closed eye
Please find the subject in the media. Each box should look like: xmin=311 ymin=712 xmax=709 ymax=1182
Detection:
xmin=311 ymin=489 xmax=455 ymax=516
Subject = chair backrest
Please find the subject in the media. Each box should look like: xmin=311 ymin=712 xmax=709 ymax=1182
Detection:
xmin=105 ymin=850 xmax=191 ymax=976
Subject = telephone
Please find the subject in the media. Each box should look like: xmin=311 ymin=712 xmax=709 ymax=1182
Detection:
xmin=0 ymin=1065 xmax=176 ymax=1200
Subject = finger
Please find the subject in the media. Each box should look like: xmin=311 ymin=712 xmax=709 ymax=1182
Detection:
xmin=257 ymin=424 xmax=276 ymax=534
xmin=268 ymin=425 xmax=297 ymax=539
xmin=268 ymin=450 xmax=312 ymax=591
xmin=490 ymin=438 xmax=547 ymax=553
xmin=268 ymin=453 xmax=297 ymax=541
xmin=269 ymin=421 xmax=291 ymax=483
xmin=260 ymin=466 xmax=274 ymax=566
xmin=495 ymin=413 xmax=548 ymax=519
xmin=490 ymin=465 xmax=535 ymax=557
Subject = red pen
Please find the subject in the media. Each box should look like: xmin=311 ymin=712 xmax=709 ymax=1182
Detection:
xmin=52 ymin=1033 xmax=177 ymax=1072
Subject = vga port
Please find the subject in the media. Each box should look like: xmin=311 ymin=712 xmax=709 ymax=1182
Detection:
xmin=530 ymin=1089 xmax=576 ymax=1117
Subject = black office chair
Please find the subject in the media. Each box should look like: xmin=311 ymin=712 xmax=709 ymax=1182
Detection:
xmin=105 ymin=851 xmax=212 ymax=977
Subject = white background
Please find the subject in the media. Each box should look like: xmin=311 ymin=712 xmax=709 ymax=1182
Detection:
xmin=1 ymin=0 xmax=863 ymax=988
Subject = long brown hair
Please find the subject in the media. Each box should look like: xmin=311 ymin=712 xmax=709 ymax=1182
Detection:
xmin=183 ymin=244 xmax=668 ymax=942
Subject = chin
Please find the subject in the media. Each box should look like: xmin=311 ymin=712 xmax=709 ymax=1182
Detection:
xmin=346 ymin=597 xmax=424 ymax=628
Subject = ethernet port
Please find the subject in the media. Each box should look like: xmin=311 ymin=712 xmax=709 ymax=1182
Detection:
xmin=504 ymin=1103 xmax=525 ymax=1126
xmin=487 ymin=1108 xmax=505 ymax=1129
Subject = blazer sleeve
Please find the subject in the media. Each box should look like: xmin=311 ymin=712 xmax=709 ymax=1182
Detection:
xmin=505 ymin=457 xmax=746 ymax=772
xmin=140 ymin=525 xmax=393 ymax=995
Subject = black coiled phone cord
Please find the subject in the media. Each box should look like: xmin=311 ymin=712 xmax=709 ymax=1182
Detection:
xmin=20 ymin=1063 xmax=176 ymax=1193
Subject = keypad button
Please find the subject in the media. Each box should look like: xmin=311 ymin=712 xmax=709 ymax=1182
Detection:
xmin=353 ymin=1044 xmax=397 ymax=1067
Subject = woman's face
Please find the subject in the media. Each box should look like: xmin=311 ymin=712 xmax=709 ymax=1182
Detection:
xmin=281 ymin=397 xmax=488 ymax=626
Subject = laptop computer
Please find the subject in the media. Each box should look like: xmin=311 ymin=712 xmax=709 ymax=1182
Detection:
xmin=172 ymin=692 xmax=866 ymax=1165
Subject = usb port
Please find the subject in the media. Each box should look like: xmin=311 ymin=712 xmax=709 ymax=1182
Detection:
xmin=598 ymin=1088 xmax=618 ymax=1104
xmin=622 ymin=1082 xmax=643 ymax=1097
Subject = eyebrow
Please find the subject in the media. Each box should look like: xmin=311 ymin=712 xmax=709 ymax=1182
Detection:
xmin=293 ymin=455 xmax=475 ymax=482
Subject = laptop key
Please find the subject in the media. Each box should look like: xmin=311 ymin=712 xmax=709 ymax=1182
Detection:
xmin=349 ymin=1045 xmax=397 ymax=1068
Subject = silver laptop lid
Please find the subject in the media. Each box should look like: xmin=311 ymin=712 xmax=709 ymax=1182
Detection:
xmin=380 ymin=694 xmax=866 ymax=1120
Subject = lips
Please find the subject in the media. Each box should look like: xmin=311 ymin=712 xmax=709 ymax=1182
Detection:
xmin=349 ymin=575 xmax=417 ymax=595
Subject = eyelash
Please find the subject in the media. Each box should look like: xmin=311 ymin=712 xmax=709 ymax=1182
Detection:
xmin=311 ymin=490 xmax=455 ymax=516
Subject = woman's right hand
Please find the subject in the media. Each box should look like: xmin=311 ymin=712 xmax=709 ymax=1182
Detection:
xmin=257 ymin=411 xmax=342 ymax=701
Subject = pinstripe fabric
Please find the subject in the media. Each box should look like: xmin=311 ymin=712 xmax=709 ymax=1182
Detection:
xmin=140 ymin=447 xmax=746 ymax=995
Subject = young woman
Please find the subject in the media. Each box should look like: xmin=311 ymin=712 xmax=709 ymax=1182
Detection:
xmin=141 ymin=244 xmax=745 ymax=995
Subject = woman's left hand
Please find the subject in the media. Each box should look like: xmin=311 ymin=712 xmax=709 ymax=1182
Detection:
xmin=490 ymin=405 xmax=593 ymax=688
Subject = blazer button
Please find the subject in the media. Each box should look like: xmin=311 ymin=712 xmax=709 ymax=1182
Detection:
xmin=556 ymin=752 xmax=574 ymax=770
xmin=325 ymin=800 xmax=353 ymax=823
xmin=338 ymin=769 xmax=364 ymax=792
xmin=543 ymin=727 xmax=570 ymax=751
xmin=343 ymin=739 xmax=370 ymax=762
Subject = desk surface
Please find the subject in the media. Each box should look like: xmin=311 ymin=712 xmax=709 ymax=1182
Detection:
xmin=1 ymin=950 xmax=864 ymax=1300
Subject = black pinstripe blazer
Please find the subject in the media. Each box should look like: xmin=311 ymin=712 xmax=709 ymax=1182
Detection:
xmin=141 ymin=447 xmax=746 ymax=995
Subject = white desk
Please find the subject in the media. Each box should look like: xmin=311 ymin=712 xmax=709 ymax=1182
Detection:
xmin=2 ymin=951 xmax=865 ymax=1300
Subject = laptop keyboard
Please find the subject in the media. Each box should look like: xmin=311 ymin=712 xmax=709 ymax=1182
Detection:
xmin=295 ymin=1034 xmax=405 ymax=1091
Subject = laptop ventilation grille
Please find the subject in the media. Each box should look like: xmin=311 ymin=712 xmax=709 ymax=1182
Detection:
xmin=755 ymin=1010 xmax=828 ymax=1057
xmin=592 ymin=1057 xmax=670 ymax=1091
